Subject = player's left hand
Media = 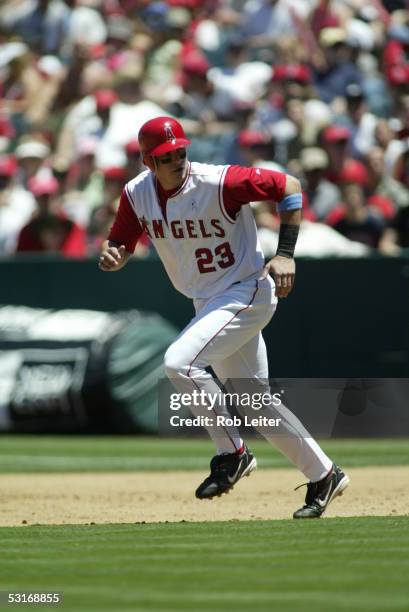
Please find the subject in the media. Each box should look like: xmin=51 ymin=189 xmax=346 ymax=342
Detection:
xmin=260 ymin=255 xmax=295 ymax=298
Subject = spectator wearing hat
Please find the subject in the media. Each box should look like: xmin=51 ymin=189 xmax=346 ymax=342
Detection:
xmin=93 ymin=89 xmax=118 ymax=136
xmin=271 ymin=64 xmax=314 ymax=101
xmin=366 ymin=145 xmax=409 ymax=212
xmin=15 ymin=137 xmax=51 ymax=188
xmin=312 ymin=27 xmax=362 ymax=103
xmin=330 ymin=159 xmax=395 ymax=219
xmin=325 ymin=161 xmax=389 ymax=250
xmin=326 ymin=200 xmax=386 ymax=250
xmin=320 ymin=125 xmax=352 ymax=184
xmin=27 ymin=172 xmax=60 ymax=211
xmin=340 ymin=83 xmax=378 ymax=159
xmin=300 ymin=147 xmax=340 ymax=221
xmin=0 ymin=154 xmax=36 ymax=255
xmin=91 ymin=62 xmax=167 ymax=168
xmin=16 ymin=172 xmax=87 ymax=257
xmin=237 ymin=129 xmax=275 ymax=167
xmin=171 ymin=53 xmax=235 ymax=122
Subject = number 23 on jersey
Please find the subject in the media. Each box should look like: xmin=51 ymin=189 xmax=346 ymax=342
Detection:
xmin=195 ymin=242 xmax=235 ymax=274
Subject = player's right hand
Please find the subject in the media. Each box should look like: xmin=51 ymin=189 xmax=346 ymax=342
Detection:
xmin=260 ymin=255 xmax=295 ymax=298
xmin=99 ymin=244 xmax=126 ymax=271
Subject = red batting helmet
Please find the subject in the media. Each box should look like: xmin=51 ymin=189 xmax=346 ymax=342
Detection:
xmin=138 ymin=116 xmax=191 ymax=157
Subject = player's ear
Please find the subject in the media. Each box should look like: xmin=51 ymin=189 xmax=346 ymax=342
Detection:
xmin=143 ymin=155 xmax=155 ymax=171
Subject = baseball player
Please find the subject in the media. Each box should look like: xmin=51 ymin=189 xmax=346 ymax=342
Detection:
xmin=99 ymin=116 xmax=349 ymax=519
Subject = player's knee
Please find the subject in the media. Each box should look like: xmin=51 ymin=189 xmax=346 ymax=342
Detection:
xmin=164 ymin=346 xmax=188 ymax=379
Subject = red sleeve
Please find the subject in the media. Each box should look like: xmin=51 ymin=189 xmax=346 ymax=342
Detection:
xmin=108 ymin=189 xmax=144 ymax=252
xmin=223 ymin=165 xmax=287 ymax=218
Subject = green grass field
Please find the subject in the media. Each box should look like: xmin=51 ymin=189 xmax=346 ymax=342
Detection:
xmin=1 ymin=518 xmax=409 ymax=611
xmin=0 ymin=435 xmax=408 ymax=472
xmin=1 ymin=436 xmax=408 ymax=611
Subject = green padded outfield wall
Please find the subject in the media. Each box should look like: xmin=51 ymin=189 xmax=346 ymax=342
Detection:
xmin=1 ymin=254 xmax=409 ymax=377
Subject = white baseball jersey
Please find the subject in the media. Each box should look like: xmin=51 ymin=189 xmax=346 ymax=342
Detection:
xmin=124 ymin=162 xmax=265 ymax=299
xmin=109 ymin=158 xmax=333 ymax=483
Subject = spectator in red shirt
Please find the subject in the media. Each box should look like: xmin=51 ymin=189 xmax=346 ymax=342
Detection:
xmin=16 ymin=174 xmax=87 ymax=257
xmin=326 ymin=163 xmax=388 ymax=250
xmin=320 ymin=125 xmax=351 ymax=184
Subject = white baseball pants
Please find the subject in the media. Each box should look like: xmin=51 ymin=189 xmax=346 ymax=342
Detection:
xmin=164 ymin=274 xmax=332 ymax=482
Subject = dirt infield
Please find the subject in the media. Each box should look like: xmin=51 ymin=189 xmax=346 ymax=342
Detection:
xmin=1 ymin=466 xmax=408 ymax=526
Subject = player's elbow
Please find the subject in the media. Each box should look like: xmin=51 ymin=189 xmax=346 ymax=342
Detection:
xmin=285 ymin=174 xmax=301 ymax=195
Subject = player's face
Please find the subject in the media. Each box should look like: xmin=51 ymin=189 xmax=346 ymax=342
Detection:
xmin=152 ymin=148 xmax=188 ymax=189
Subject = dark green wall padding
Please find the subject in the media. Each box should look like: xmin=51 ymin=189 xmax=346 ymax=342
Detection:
xmin=108 ymin=315 xmax=178 ymax=433
xmin=2 ymin=254 xmax=409 ymax=377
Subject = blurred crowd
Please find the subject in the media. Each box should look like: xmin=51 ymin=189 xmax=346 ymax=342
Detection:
xmin=0 ymin=0 xmax=409 ymax=259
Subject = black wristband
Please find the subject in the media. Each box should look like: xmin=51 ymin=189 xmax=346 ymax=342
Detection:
xmin=276 ymin=223 xmax=299 ymax=259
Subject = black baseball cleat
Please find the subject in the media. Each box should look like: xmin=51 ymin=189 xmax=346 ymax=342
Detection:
xmin=293 ymin=464 xmax=350 ymax=519
xmin=195 ymin=446 xmax=257 ymax=500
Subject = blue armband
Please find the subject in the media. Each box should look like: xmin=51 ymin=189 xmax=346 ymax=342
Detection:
xmin=277 ymin=192 xmax=302 ymax=213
